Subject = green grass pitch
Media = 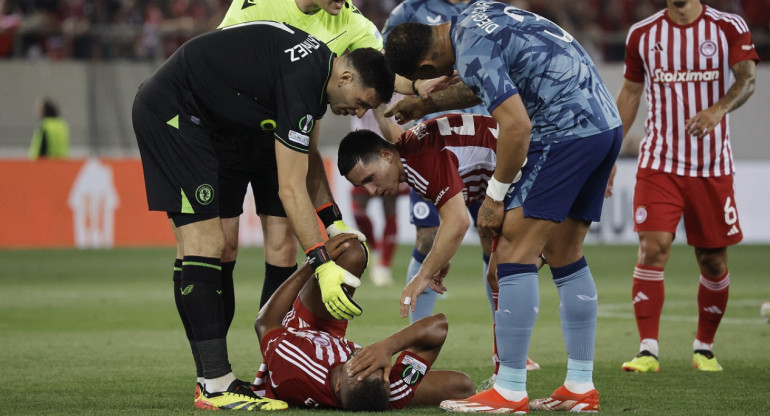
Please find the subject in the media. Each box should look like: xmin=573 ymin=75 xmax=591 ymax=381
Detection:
xmin=1 ymin=244 xmax=769 ymax=415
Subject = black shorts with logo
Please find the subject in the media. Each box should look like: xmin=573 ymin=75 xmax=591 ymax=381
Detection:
xmin=215 ymin=133 xmax=286 ymax=219
xmin=133 ymin=97 xmax=220 ymax=216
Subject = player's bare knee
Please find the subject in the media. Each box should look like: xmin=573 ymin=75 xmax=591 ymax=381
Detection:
xmin=430 ymin=313 xmax=448 ymax=339
xmin=221 ymin=234 xmax=239 ymax=262
xmin=334 ymin=240 xmax=368 ymax=278
xmin=695 ymin=247 xmax=728 ymax=278
xmin=453 ymin=373 xmax=475 ymax=399
xmin=182 ymin=233 xmax=225 ymax=258
xmin=265 ymin=237 xmax=299 ymax=266
xmin=638 ymin=238 xmax=670 ymax=266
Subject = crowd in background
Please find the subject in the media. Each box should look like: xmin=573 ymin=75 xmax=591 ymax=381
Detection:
xmin=1 ymin=0 xmax=769 ymax=62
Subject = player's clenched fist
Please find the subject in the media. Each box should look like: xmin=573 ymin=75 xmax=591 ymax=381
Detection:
xmin=307 ymin=243 xmax=362 ymax=320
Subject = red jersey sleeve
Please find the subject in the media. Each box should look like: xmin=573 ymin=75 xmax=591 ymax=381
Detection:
xmin=399 ymin=129 xmax=465 ymax=209
xmin=624 ymin=25 xmax=646 ymax=83
xmin=386 ymin=351 xmax=432 ymax=409
xmin=721 ymin=16 xmax=760 ymax=67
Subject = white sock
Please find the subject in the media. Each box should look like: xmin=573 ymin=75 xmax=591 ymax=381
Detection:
xmin=640 ymin=338 xmax=659 ymax=357
xmin=493 ymin=384 xmax=528 ymax=402
xmin=204 ymin=372 xmax=236 ymax=393
xmin=564 ymin=381 xmax=595 ymax=394
xmin=197 ymin=376 xmax=204 ymax=386
xmin=693 ymin=339 xmax=713 ymax=351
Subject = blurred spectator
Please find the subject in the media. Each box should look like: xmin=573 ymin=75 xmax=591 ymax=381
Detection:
xmin=29 ymin=96 xmax=69 ymax=160
xmin=1 ymin=0 xmax=767 ymax=61
xmin=0 ymin=0 xmax=22 ymax=57
xmin=16 ymin=0 xmax=62 ymax=58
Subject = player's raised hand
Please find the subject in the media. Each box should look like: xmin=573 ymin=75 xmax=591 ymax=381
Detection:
xmin=384 ymin=95 xmax=429 ymax=124
xmin=314 ymin=260 xmax=362 ymax=320
xmin=429 ymin=262 xmax=451 ymax=292
xmin=346 ymin=342 xmax=393 ymax=383
xmin=417 ymin=71 xmax=460 ymax=99
xmin=400 ymin=270 xmax=444 ymax=318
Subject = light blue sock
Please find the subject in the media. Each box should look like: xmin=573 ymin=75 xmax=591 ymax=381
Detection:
xmin=552 ymin=257 xmax=597 ymax=363
xmin=565 ymin=359 xmax=593 ymax=384
xmin=495 ymin=365 xmax=527 ymax=395
xmin=495 ymin=263 xmax=539 ymax=371
xmin=482 ymin=253 xmax=494 ymax=320
xmin=407 ymin=248 xmax=437 ymax=323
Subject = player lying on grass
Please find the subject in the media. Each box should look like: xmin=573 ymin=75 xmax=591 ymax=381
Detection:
xmin=253 ymin=233 xmax=476 ymax=411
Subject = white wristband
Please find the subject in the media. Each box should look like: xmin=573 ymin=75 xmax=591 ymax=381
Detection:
xmin=486 ymin=176 xmax=512 ymax=202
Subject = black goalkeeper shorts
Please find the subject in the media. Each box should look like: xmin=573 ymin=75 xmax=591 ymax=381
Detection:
xmin=133 ymin=97 xmax=220 ymax=216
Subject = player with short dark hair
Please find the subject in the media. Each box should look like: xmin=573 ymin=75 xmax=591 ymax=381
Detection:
xmin=616 ymin=0 xmax=758 ymax=373
xmin=253 ymin=233 xmax=476 ymax=411
xmin=132 ymin=21 xmax=393 ymax=410
xmin=382 ymin=1 xmax=622 ymax=412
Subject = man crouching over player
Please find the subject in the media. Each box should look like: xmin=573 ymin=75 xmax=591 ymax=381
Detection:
xmin=254 ymin=234 xmax=475 ymax=410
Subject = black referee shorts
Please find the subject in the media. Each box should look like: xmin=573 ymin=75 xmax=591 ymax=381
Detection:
xmin=132 ymin=97 xmax=220 ymax=216
xmin=215 ymin=134 xmax=287 ymax=219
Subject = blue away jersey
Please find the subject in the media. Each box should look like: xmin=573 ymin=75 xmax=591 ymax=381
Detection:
xmin=383 ymin=0 xmax=476 ymax=38
xmin=451 ymin=1 xmax=621 ymax=142
xmin=383 ymin=0 xmax=487 ymax=117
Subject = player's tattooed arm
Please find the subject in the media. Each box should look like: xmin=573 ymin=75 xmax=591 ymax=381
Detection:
xmin=385 ymin=81 xmax=482 ymax=124
xmin=424 ymin=82 xmax=482 ymax=112
xmin=686 ymin=59 xmax=756 ymax=138
xmin=719 ymin=59 xmax=757 ymax=113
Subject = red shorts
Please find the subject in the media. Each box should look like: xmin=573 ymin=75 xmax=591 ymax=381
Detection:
xmin=281 ymin=297 xmax=348 ymax=337
xmin=633 ymin=168 xmax=742 ymax=248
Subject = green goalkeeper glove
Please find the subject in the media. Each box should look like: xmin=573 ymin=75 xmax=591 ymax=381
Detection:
xmin=326 ymin=220 xmax=367 ymax=243
xmin=316 ymin=202 xmax=367 ymax=242
xmin=314 ymin=260 xmax=363 ymax=320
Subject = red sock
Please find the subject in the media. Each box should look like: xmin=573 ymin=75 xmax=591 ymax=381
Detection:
xmin=632 ymin=264 xmax=665 ymax=341
xmin=352 ymin=201 xmax=376 ymax=250
xmin=696 ymin=271 xmax=729 ymax=345
xmin=380 ymin=214 xmax=398 ymax=267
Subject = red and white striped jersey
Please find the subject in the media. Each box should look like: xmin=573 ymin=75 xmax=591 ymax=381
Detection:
xmin=258 ymin=327 xmax=429 ymax=409
xmin=624 ymin=5 xmax=758 ymax=177
xmin=260 ymin=327 xmax=358 ymax=408
xmin=396 ymin=113 xmax=499 ymax=208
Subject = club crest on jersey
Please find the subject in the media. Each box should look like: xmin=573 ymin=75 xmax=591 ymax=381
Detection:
xmin=635 ymin=206 xmax=647 ymax=224
xmin=288 ymin=130 xmax=310 ymax=147
xmin=699 ymin=40 xmax=717 ymax=57
xmin=313 ymin=336 xmax=331 ymax=347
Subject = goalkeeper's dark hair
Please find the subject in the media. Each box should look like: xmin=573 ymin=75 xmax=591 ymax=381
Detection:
xmin=346 ymin=48 xmax=395 ymax=104
xmin=384 ymin=23 xmax=432 ymax=78
xmin=337 ymin=129 xmax=397 ymax=177
xmin=339 ymin=369 xmax=390 ymax=412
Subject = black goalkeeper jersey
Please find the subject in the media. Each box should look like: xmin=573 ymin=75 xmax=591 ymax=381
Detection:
xmin=136 ymin=21 xmax=334 ymax=154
